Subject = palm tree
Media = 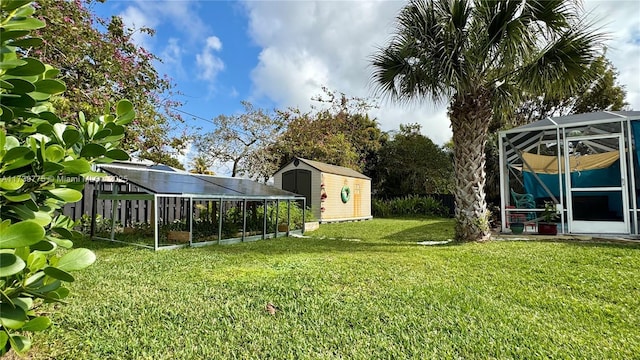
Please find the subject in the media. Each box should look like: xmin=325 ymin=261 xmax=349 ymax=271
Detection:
xmin=371 ymin=0 xmax=603 ymax=241
xmin=190 ymin=156 xmax=215 ymax=175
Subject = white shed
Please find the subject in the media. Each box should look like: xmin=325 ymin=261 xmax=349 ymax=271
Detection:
xmin=273 ymin=158 xmax=372 ymax=223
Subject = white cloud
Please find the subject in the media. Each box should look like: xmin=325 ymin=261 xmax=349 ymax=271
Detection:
xmin=243 ymin=0 xmax=640 ymax=145
xmin=120 ymin=0 xmax=209 ymax=48
xmin=251 ymin=48 xmax=329 ymax=106
xmin=118 ymin=1 xmax=225 ymax=89
xmin=584 ymin=0 xmax=640 ymax=110
xmin=196 ymin=36 xmax=225 ymax=81
xmin=118 ymin=0 xmax=214 ymax=84
xmin=205 ymin=36 xmax=222 ymax=52
xmin=160 ymin=38 xmax=185 ymax=78
xmin=244 ymin=0 xmax=451 ymax=142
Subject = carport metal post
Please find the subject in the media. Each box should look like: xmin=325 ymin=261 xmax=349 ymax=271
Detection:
xmin=153 ymin=194 xmax=159 ymax=251
xmin=189 ymin=197 xmax=193 ymax=246
xmin=242 ymin=198 xmax=247 ymax=242
xmin=263 ymin=199 xmax=267 ymax=239
xmin=90 ymin=188 xmax=98 ymax=239
xmin=218 ymin=198 xmax=223 ymax=244
xmin=302 ymin=198 xmax=306 ymax=233
xmin=110 ymin=185 xmax=118 ymax=241
xmin=287 ymin=199 xmax=291 ymax=236
xmin=275 ymin=199 xmax=279 ymax=238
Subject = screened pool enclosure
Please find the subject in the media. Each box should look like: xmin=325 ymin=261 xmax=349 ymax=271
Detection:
xmin=91 ymin=164 xmax=306 ymax=250
xmin=499 ymin=111 xmax=640 ymax=236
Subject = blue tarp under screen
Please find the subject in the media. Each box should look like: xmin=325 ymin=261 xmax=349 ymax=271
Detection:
xmin=523 ymin=160 xmax=622 ymax=217
xmin=523 ymin=161 xmax=621 ymax=198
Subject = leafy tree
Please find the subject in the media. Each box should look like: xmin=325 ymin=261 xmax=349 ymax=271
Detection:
xmin=372 ymin=0 xmax=604 ymax=241
xmin=1 ymin=1 xmax=133 ymax=355
xmin=29 ymin=0 xmax=187 ymax=167
xmin=375 ymin=124 xmax=453 ymax=198
xmin=195 ymin=101 xmax=286 ymax=181
xmin=571 ymin=55 xmax=627 ymax=114
xmin=272 ymin=109 xmax=359 ymax=169
xmin=271 ymin=88 xmax=386 ymax=173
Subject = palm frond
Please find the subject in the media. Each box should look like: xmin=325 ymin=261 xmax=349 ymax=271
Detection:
xmin=370 ymin=0 xmax=473 ymax=104
xmin=521 ymin=0 xmax=581 ymax=33
xmin=514 ymin=20 xmax=606 ymax=97
xmin=371 ymin=0 xmax=604 ymax=109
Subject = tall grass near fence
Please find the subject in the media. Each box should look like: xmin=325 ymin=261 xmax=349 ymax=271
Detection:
xmin=373 ymin=195 xmax=448 ymax=217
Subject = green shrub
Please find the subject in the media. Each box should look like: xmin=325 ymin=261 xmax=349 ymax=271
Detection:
xmin=0 ymin=2 xmax=133 ymax=355
xmin=373 ymin=195 xmax=447 ymax=218
xmin=268 ymin=201 xmax=313 ymax=229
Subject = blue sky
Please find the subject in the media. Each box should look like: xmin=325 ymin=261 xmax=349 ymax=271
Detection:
xmin=90 ymin=0 xmax=640 ymax=172
xmin=92 ymin=1 xmax=269 ymax=130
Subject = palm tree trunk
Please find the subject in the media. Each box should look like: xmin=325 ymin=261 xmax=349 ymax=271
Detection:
xmin=449 ymin=90 xmax=492 ymax=242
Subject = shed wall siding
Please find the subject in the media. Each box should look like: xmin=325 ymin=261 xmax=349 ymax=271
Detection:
xmin=319 ymin=173 xmax=371 ymax=221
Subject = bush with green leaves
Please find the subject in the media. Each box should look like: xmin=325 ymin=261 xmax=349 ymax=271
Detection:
xmin=373 ymin=195 xmax=447 ymax=218
xmin=191 ymin=201 xmax=312 ymax=238
xmin=265 ymin=201 xmax=313 ymax=229
xmin=1 ymin=1 xmax=133 ymax=356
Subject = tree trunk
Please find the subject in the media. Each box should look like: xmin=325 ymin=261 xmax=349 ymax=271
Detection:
xmin=231 ymin=160 xmax=239 ymax=177
xmin=449 ymin=90 xmax=492 ymax=242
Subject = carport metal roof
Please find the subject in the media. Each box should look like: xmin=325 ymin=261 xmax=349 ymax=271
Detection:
xmin=99 ymin=164 xmax=301 ymax=199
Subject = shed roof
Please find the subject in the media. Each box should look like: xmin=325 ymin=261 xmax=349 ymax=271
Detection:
xmin=281 ymin=158 xmax=370 ymax=180
xmin=504 ymin=111 xmax=640 ymax=133
xmin=99 ymin=164 xmax=301 ymax=199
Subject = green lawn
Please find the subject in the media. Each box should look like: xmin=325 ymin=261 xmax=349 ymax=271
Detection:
xmin=30 ymin=218 xmax=640 ymax=359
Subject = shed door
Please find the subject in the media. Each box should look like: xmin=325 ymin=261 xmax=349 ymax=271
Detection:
xmin=282 ymin=169 xmax=312 ymax=208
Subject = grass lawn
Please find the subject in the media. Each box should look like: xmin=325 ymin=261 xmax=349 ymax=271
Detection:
xmin=28 ymin=218 xmax=640 ymax=359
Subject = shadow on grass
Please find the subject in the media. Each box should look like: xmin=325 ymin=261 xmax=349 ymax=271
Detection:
xmin=526 ymin=237 xmax=640 ymax=250
xmin=201 ymin=238 xmax=414 ymax=256
xmin=75 ymin=234 xmax=391 ymax=255
xmin=382 ymin=221 xmax=454 ymax=244
xmin=195 ymin=220 xmax=461 ymax=256
xmin=75 ymin=237 xmax=154 ymax=251
xmin=73 ymin=217 xmax=461 ymax=255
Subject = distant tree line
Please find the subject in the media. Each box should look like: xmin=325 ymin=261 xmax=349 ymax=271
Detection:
xmin=193 ymin=87 xmax=456 ymax=199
